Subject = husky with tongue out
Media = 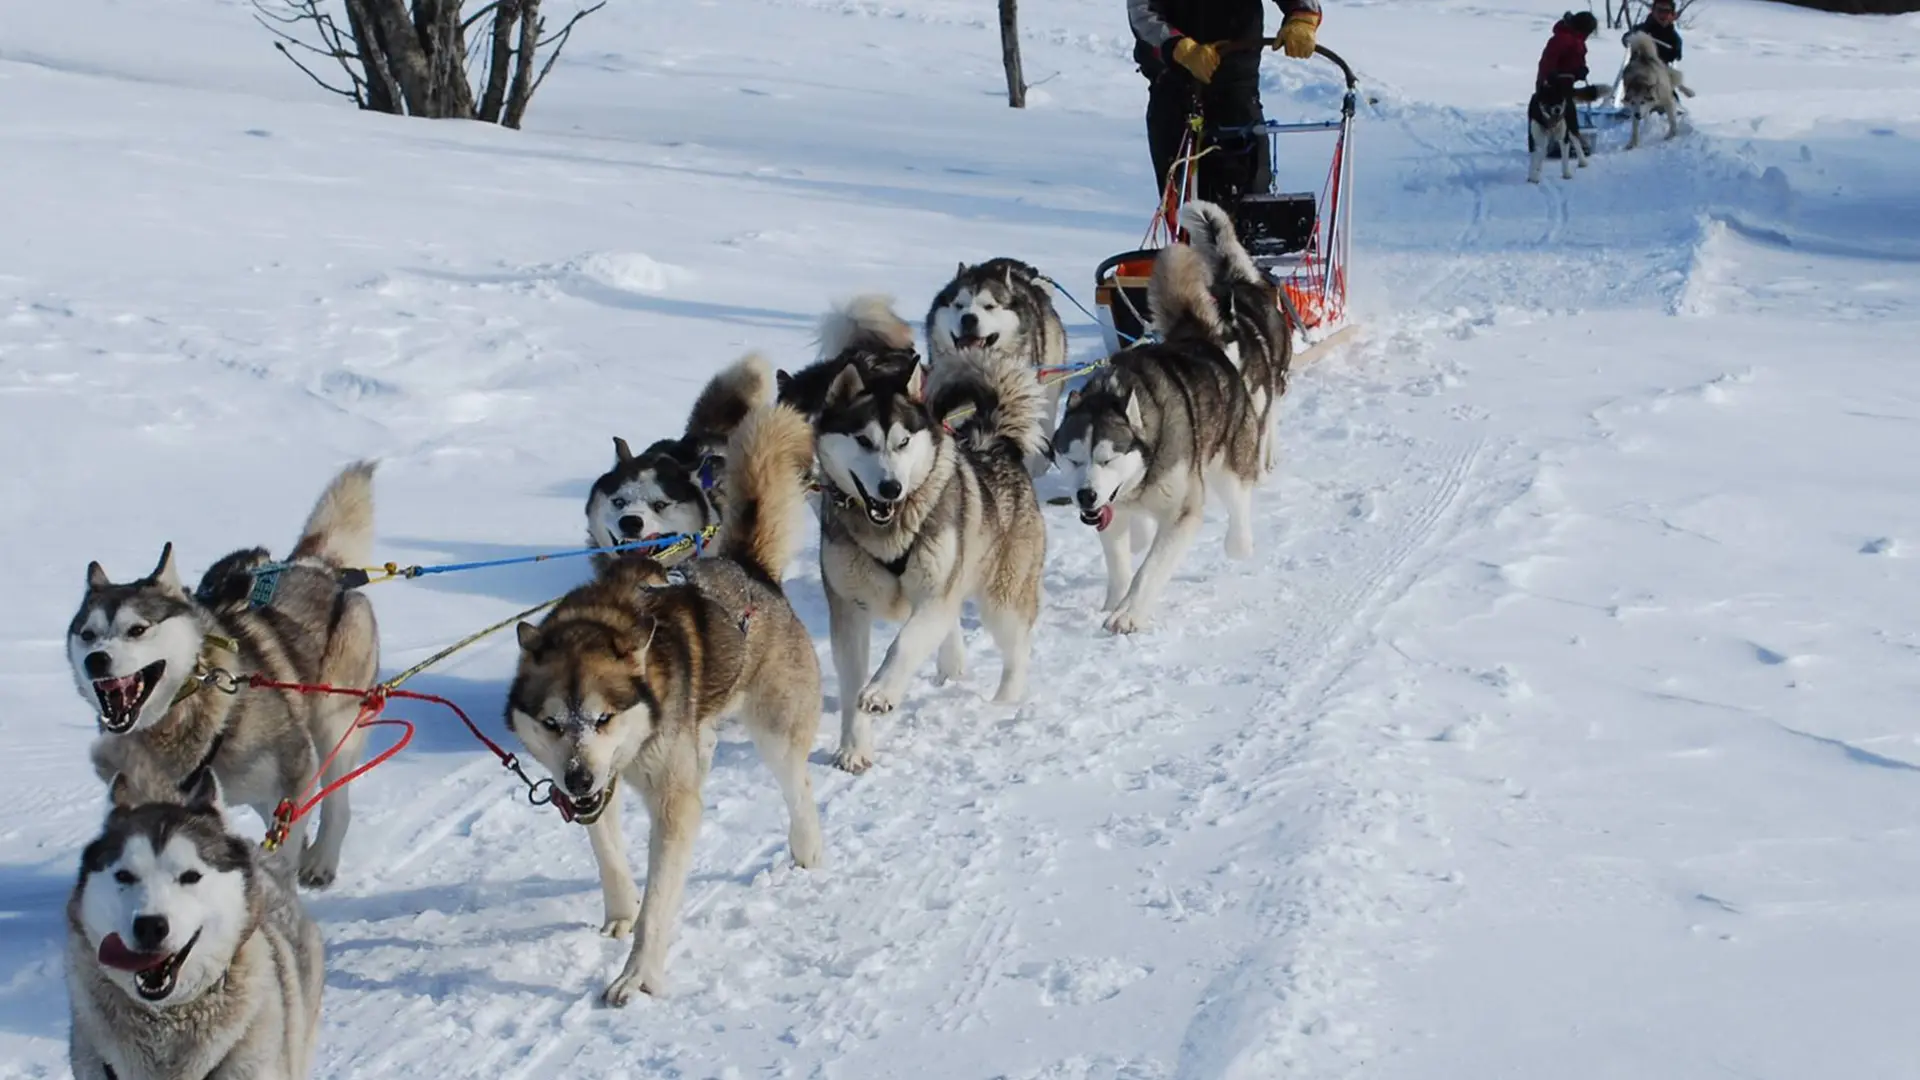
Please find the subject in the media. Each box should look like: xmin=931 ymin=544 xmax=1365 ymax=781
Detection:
xmin=1054 ymin=229 xmax=1263 ymax=636
xmin=67 ymin=766 xmax=325 ymax=1079
xmin=65 ymin=461 xmax=382 ymax=890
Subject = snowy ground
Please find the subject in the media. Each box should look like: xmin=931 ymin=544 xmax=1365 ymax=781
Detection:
xmin=4 ymin=0 xmax=1919 ymax=1076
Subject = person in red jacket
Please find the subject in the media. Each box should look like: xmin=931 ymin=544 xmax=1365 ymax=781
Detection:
xmin=1534 ymin=10 xmax=1599 ymax=152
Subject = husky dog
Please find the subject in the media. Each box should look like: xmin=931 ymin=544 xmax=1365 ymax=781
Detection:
xmin=1527 ymin=86 xmax=1590 ymax=182
xmin=67 ymin=767 xmax=325 ymax=1079
xmin=925 ymin=258 xmax=1067 ymax=476
xmin=509 ymin=402 xmax=824 ymax=1005
xmin=68 ymin=462 xmax=381 ymax=889
xmin=811 ymin=297 xmax=1048 ymax=774
xmin=775 ymin=295 xmax=921 ymax=422
xmin=1175 ymin=201 xmax=1293 ymax=476
xmin=586 ymin=354 xmax=774 ymax=569
xmin=1055 ymin=242 xmax=1261 ymax=635
xmin=1621 ymin=30 xmax=1694 ymax=149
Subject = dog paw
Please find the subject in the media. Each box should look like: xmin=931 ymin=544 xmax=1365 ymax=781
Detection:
xmin=1526 ymin=175 xmax=1541 ymax=184
xmin=1103 ymin=608 xmax=1148 ymax=635
xmin=791 ymin=829 xmax=825 ymax=870
xmin=601 ymin=915 xmax=636 ymax=939
xmin=602 ymin=970 xmax=664 ymax=1007
xmin=297 ymin=862 xmax=338 ymax=890
xmin=934 ymin=654 xmax=965 ymax=687
xmin=831 ymin=746 xmax=874 ymax=775
xmin=856 ymin=685 xmax=898 ymax=715
xmin=1226 ymin=532 xmax=1254 ymax=560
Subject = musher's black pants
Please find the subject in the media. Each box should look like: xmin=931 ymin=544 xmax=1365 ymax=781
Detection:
xmin=1146 ymin=62 xmax=1272 ymax=206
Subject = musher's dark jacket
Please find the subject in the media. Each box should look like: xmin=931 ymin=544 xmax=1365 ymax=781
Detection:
xmin=1129 ymin=0 xmax=1323 ymax=82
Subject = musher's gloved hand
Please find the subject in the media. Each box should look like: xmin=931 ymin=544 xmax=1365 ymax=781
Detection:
xmin=1275 ymin=12 xmax=1319 ymax=59
xmin=1170 ymin=37 xmax=1221 ymax=83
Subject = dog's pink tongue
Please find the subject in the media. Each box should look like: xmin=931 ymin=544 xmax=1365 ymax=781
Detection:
xmin=1094 ymin=505 xmax=1114 ymax=532
xmin=98 ymin=934 xmax=167 ymax=973
xmin=97 ymin=674 xmax=138 ymax=713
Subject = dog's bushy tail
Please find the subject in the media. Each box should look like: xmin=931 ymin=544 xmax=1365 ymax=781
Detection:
xmin=818 ymin=294 xmax=916 ymax=359
xmin=719 ymin=404 xmax=816 ymax=583
xmin=926 ymin=351 xmax=1049 ymax=462
xmin=1148 ymin=243 xmax=1226 ymax=344
xmin=290 ymin=460 xmax=377 ymax=568
xmin=1179 ymin=200 xmax=1262 ymax=288
xmin=684 ymin=352 xmax=774 ymax=448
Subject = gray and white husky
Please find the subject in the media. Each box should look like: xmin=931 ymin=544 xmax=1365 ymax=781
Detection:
xmin=925 ymin=258 xmax=1068 ymax=477
xmin=811 ymin=297 xmax=1049 ymax=774
xmin=67 ymin=767 xmax=325 ymax=1079
xmin=67 ymin=462 xmax=381 ymax=888
xmin=1621 ymin=30 xmax=1695 ymax=150
xmin=1055 ymin=238 xmax=1262 ymax=635
xmin=586 ymin=353 xmax=774 ymax=568
xmin=1176 ymin=201 xmax=1293 ymax=477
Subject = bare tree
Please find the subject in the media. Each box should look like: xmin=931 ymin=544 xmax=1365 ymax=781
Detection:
xmin=999 ymin=0 xmax=1026 ymax=108
xmin=254 ymin=0 xmax=604 ymax=128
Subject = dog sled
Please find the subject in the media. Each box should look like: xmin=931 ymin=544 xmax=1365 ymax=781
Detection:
xmin=1093 ymin=44 xmax=1360 ymax=368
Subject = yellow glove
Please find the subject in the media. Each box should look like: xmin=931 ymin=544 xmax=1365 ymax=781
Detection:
xmin=1170 ymin=37 xmax=1221 ymax=84
xmin=1274 ymin=12 xmax=1319 ymax=59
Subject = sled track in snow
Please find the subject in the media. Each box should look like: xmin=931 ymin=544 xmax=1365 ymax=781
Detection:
xmin=1164 ymin=427 xmax=1491 ymax=1078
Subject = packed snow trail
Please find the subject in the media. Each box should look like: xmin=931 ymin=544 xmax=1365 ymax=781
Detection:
xmin=4 ymin=0 xmax=1920 ymax=1077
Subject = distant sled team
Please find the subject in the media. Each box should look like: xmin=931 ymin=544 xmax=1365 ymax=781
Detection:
xmin=51 ymin=199 xmax=1304 ymax=1073
xmin=1526 ymin=6 xmax=1700 ymax=183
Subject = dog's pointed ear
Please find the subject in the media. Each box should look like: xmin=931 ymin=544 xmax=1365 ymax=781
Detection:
xmin=824 ymin=362 xmax=865 ymax=408
xmin=180 ymin=763 xmax=223 ymax=814
xmin=108 ymin=772 xmax=139 ymax=812
xmin=515 ymin=621 xmax=541 ymax=654
xmin=905 ymin=363 xmax=927 ymax=404
xmin=957 ymin=260 xmax=968 ymax=279
xmin=149 ymin=543 xmax=183 ymax=595
xmin=1065 ymin=387 xmax=1083 ymax=412
xmin=1124 ymin=389 xmax=1144 ymax=430
xmin=775 ymin=370 xmax=794 ymax=399
xmin=87 ymin=561 xmax=111 ymax=591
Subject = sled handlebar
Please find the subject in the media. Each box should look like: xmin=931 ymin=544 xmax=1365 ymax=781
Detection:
xmin=1213 ymin=39 xmax=1356 ymax=87
xmin=1210 ymin=41 xmax=1358 ymax=115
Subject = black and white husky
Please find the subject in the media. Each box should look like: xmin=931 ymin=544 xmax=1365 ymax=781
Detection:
xmin=1528 ymin=85 xmax=1590 ymax=182
xmin=925 ymin=258 xmax=1068 ymax=476
xmin=808 ymin=297 xmax=1049 ymax=773
xmin=586 ymin=353 xmax=774 ymax=567
xmin=67 ymin=768 xmax=325 ymax=1079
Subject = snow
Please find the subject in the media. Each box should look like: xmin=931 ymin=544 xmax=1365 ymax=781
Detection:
xmin=4 ymin=0 xmax=1919 ymax=1076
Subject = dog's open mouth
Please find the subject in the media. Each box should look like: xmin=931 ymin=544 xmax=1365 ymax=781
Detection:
xmin=99 ymin=929 xmax=200 ymax=1002
xmin=863 ymin=498 xmax=900 ymax=526
xmin=93 ymin=660 xmax=167 ymax=734
xmin=1079 ymin=504 xmax=1115 ymax=531
xmin=571 ymin=786 xmax=614 ymax=824
xmin=951 ymin=332 xmax=1001 ymax=351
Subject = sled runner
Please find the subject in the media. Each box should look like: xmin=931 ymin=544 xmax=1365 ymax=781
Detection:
xmin=1093 ymin=43 xmax=1360 ymax=368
